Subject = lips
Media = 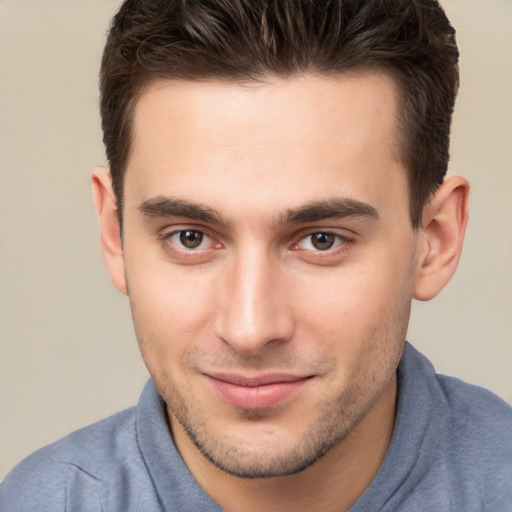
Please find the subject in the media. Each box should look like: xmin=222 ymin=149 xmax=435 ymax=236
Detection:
xmin=205 ymin=372 xmax=311 ymax=410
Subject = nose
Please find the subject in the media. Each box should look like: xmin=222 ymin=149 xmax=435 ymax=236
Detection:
xmin=214 ymin=249 xmax=295 ymax=355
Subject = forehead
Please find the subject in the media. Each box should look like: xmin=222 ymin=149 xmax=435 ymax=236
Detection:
xmin=125 ymin=72 xmax=407 ymax=218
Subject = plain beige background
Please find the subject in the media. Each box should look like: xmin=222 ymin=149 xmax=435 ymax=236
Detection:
xmin=0 ymin=0 xmax=511 ymax=479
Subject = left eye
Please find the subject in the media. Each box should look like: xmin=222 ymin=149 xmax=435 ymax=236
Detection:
xmin=298 ymin=232 xmax=344 ymax=251
xmin=171 ymin=230 xmax=209 ymax=250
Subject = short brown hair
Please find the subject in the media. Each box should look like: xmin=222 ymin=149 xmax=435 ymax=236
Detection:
xmin=100 ymin=0 xmax=459 ymax=227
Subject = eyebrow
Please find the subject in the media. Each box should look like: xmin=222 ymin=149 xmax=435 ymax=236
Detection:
xmin=279 ymin=198 xmax=380 ymax=225
xmin=138 ymin=197 xmax=224 ymax=225
xmin=138 ymin=196 xmax=379 ymax=226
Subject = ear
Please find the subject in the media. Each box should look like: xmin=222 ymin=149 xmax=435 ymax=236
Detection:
xmin=91 ymin=167 xmax=127 ymax=295
xmin=414 ymin=176 xmax=469 ymax=301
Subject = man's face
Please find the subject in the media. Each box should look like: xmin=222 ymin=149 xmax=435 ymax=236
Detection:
xmin=121 ymin=73 xmax=420 ymax=477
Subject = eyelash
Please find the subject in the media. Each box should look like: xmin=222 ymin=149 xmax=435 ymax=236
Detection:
xmin=158 ymin=228 xmax=354 ymax=262
xmin=293 ymin=230 xmax=353 ymax=252
xmin=290 ymin=230 xmax=354 ymax=258
xmin=158 ymin=228 xmax=221 ymax=260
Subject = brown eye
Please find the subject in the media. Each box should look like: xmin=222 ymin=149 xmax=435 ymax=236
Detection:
xmin=310 ymin=233 xmax=336 ymax=250
xmin=179 ymin=230 xmax=204 ymax=249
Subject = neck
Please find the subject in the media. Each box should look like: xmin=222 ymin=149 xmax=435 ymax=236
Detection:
xmin=171 ymin=376 xmax=396 ymax=512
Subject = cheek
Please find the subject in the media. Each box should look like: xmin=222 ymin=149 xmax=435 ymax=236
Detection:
xmin=126 ymin=259 xmax=218 ymax=357
xmin=295 ymin=263 xmax=412 ymax=396
xmin=293 ymin=250 xmax=415 ymax=348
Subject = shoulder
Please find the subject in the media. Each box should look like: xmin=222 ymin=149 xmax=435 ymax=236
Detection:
xmin=436 ymin=372 xmax=512 ymax=429
xmin=433 ymin=372 xmax=512 ymax=450
xmin=402 ymin=344 xmax=512 ymax=440
xmin=0 ymin=407 xmax=138 ymax=511
xmin=398 ymin=344 xmax=512 ymax=510
xmin=432 ymin=372 xmax=512 ymax=510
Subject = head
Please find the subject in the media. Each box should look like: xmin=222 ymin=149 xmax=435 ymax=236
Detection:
xmin=93 ymin=0 xmax=468 ymax=482
xmin=100 ymin=0 xmax=459 ymax=228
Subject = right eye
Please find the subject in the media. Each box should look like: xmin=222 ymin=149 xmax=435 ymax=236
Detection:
xmin=158 ymin=227 xmax=223 ymax=264
xmin=174 ymin=229 xmax=207 ymax=250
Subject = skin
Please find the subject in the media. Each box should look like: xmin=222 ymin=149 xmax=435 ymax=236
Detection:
xmin=93 ymin=72 xmax=469 ymax=511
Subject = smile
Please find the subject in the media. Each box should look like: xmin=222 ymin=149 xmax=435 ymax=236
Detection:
xmin=204 ymin=373 xmax=312 ymax=410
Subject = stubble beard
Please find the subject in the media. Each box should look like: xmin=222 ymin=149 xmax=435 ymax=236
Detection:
xmin=155 ymin=337 xmax=403 ymax=479
xmin=165 ymin=384 xmax=385 ymax=479
xmin=132 ymin=295 xmax=410 ymax=480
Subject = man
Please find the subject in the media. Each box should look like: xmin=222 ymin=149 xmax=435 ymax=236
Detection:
xmin=1 ymin=0 xmax=511 ymax=510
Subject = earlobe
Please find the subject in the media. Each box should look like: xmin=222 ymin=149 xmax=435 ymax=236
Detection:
xmin=91 ymin=167 xmax=127 ymax=295
xmin=414 ymin=176 xmax=469 ymax=301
